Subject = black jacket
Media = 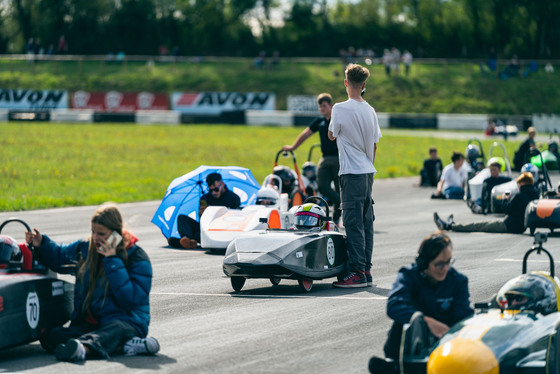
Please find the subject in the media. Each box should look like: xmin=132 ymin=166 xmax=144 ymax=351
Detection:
xmin=504 ymin=185 xmax=540 ymax=233
xmin=202 ymin=186 xmax=241 ymax=209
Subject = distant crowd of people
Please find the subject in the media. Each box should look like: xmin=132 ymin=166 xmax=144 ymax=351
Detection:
xmin=338 ymin=46 xmax=413 ymax=77
xmin=25 ymin=35 xmax=68 ymax=56
xmin=480 ymin=48 xmax=555 ymax=79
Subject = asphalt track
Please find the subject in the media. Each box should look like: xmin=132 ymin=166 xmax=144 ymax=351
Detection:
xmin=0 ymin=175 xmax=559 ymax=373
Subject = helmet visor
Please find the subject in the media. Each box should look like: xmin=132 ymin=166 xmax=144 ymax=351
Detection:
xmin=295 ymin=211 xmax=321 ymax=227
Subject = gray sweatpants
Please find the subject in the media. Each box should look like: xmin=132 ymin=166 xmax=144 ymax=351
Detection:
xmin=339 ymin=173 xmax=374 ymax=272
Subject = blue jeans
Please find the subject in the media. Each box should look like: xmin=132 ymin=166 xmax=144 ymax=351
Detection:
xmin=444 ymin=186 xmax=464 ymax=200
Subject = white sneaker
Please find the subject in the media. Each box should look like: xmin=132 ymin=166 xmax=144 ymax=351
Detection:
xmin=123 ymin=336 xmax=160 ymax=356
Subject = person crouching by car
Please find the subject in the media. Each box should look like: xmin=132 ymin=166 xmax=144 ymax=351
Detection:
xmin=25 ymin=204 xmax=159 ymax=362
xmin=369 ymin=232 xmax=473 ymax=374
xmin=434 ymin=172 xmax=539 ymax=234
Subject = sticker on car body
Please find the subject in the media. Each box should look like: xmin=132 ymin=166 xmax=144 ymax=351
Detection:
xmin=327 ymin=238 xmax=335 ymax=265
xmin=26 ymin=291 xmax=40 ymax=329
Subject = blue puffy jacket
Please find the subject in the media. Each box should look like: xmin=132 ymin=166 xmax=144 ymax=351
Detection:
xmin=387 ymin=263 xmax=473 ymax=327
xmin=36 ymin=234 xmax=152 ymax=337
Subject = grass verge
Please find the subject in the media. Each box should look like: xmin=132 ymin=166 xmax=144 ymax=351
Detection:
xmin=0 ymin=122 xmax=526 ymax=212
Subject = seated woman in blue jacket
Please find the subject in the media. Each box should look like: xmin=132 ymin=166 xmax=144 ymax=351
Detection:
xmin=369 ymin=232 xmax=473 ymax=374
xmin=25 ymin=204 xmax=159 ymax=362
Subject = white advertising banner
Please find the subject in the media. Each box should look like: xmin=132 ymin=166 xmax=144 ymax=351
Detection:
xmin=287 ymin=95 xmax=319 ymax=113
xmin=0 ymin=89 xmax=68 ymax=109
xmin=171 ymin=92 xmax=275 ymax=114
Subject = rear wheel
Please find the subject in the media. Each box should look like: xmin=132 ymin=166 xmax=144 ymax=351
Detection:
xmin=270 ymin=277 xmax=281 ymax=286
xmin=298 ymin=279 xmax=313 ymax=292
xmin=231 ymin=277 xmax=246 ymax=292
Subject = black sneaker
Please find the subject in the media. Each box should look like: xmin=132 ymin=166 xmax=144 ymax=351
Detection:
xmin=55 ymin=339 xmax=86 ymax=362
xmin=368 ymin=356 xmax=398 ymax=374
xmin=433 ymin=212 xmax=450 ymax=230
xmin=447 ymin=214 xmax=455 ymax=225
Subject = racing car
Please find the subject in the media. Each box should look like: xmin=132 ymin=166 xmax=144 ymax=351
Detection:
xmin=490 ymin=149 xmax=553 ymax=214
xmin=223 ymin=196 xmax=346 ymax=293
xmin=301 ymin=143 xmax=321 ymax=198
xmin=0 ymin=218 xmax=73 ymax=350
xmin=524 ymin=181 xmax=560 ymax=235
xmin=397 ymin=233 xmax=560 ymax=374
xmin=465 ymin=141 xmax=512 ymax=214
xmin=200 ymin=174 xmax=295 ymax=249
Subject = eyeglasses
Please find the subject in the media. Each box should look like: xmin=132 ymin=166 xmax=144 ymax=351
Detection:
xmin=432 ymin=258 xmax=455 ymax=270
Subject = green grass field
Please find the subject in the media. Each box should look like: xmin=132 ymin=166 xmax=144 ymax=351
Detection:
xmin=0 ymin=58 xmax=558 ymax=114
xmin=0 ymin=122 xmax=524 ymax=212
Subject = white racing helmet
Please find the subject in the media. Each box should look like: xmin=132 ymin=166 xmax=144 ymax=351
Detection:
xmin=521 ymin=163 xmax=539 ymax=182
xmin=256 ymin=187 xmax=280 ymax=206
xmin=294 ymin=203 xmax=326 ymax=230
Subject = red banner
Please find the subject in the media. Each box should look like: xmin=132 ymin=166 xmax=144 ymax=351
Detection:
xmin=71 ymin=91 xmax=169 ymax=111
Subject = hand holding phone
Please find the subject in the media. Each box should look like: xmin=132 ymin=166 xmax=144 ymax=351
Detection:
xmin=107 ymin=231 xmax=122 ymax=247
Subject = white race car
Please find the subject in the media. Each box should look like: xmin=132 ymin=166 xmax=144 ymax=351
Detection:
xmin=200 ymin=175 xmax=295 ymax=249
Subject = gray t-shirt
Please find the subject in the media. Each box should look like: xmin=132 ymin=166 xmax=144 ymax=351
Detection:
xmin=329 ymin=99 xmax=382 ymax=175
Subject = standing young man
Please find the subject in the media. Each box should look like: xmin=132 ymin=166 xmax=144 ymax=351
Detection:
xmin=282 ymin=93 xmax=341 ymax=222
xmin=328 ymin=63 xmax=382 ymax=288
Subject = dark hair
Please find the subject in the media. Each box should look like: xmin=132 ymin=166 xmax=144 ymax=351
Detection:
xmin=206 ymin=172 xmax=223 ymax=186
xmin=489 ymin=162 xmax=502 ymax=169
xmin=429 ymin=147 xmax=437 ymax=153
xmin=451 ymin=151 xmax=464 ymax=163
xmin=416 ymin=231 xmax=452 ymax=270
xmin=317 ymin=93 xmax=333 ymax=105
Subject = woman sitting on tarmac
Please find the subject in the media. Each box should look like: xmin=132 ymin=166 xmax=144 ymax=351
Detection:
xmin=25 ymin=204 xmax=159 ymax=362
xmin=369 ymin=232 xmax=473 ymax=374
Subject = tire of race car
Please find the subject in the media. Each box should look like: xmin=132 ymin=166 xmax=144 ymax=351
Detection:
xmin=231 ymin=277 xmax=246 ymax=292
xmin=270 ymin=277 xmax=281 ymax=286
xmin=530 ymin=226 xmax=536 ymax=235
xmin=298 ymin=279 xmax=313 ymax=293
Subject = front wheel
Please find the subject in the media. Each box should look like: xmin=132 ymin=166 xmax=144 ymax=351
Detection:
xmin=231 ymin=277 xmax=246 ymax=292
xmin=530 ymin=226 xmax=536 ymax=235
xmin=298 ymin=279 xmax=313 ymax=293
xmin=270 ymin=277 xmax=281 ymax=286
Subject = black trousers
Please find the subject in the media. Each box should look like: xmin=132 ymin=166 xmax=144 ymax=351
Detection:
xmin=43 ymin=319 xmax=139 ymax=358
xmin=168 ymin=214 xmax=201 ymax=248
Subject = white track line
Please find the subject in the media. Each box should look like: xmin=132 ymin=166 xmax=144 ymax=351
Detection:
xmin=152 ymin=291 xmax=387 ymax=300
xmin=495 ymin=259 xmax=560 ymax=263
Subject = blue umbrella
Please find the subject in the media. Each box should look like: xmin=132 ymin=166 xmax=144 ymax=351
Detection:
xmin=151 ymin=165 xmax=260 ymax=239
